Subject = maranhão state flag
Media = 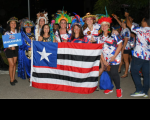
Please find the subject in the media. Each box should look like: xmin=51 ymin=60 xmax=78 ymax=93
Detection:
xmin=30 ymin=41 xmax=103 ymax=94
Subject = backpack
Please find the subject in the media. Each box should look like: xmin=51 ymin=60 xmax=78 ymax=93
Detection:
xmin=99 ymin=71 xmax=114 ymax=90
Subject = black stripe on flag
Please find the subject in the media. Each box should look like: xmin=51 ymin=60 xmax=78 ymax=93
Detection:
xmin=57 ymin=54 xmax=100 ymax=62
xmin=32 ymin=72 xmax=98 ymax=83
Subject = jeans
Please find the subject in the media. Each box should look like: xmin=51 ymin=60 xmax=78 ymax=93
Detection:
xmin=131 ymin=56 xmax=150 ymax=94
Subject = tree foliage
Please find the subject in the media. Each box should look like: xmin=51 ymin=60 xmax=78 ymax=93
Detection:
xmin=93 ymin=0 xmax=149 ymax=23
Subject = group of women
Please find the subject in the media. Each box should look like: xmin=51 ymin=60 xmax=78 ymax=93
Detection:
xmin=3 ymin=8 xmax=149 ymax=98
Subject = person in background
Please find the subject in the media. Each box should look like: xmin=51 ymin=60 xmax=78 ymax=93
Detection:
xmin=129 ymin=15 xmax=143 ymax=79
xmin=35 ymin=11 xmax=49 ymax=41
xmin=113 ymin=14 xmax=131 ymax=78
xmin=0 ymin=24 xmax=3 ymax=52
xmin=55 ymin=11 xmax=71 ymax=43
xmin=129 ymin=16 xmax=139 ymax=27
xmin=125 ymin=12 xmax=150 ymax=98
xmin=0 ymin=24 xmax=4 ymax=35
xmin=53 ymin=24 xmax=59 ymax=34
xmin=4 ymin=17 xmax=19 ymax=86
xmin=51 ymin=14 xmax=59 ymax=34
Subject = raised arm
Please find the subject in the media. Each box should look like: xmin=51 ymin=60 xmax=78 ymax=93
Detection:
xmin=125 ymin=12 xmax=132 ymax=29
xmin=113 ymin=14 xmax=122 ymax=26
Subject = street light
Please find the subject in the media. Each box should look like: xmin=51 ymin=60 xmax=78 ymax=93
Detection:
xmin=28 ymin=0 xmax=30 ymax=20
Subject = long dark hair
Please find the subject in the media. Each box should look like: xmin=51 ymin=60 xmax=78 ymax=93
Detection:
xmin=6 ymin=21 xmax=19 ymax=33
xmin=71 ymin=24 xmax=84 ymax=40
xmin=40 ymin=24 xmax=50 ymax=37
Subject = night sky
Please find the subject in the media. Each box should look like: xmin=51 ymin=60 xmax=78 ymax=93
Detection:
xmin=0 ymin=0 xmax=97 ymax=27
xmin=30 ymin=0 xmax=85 ymax=19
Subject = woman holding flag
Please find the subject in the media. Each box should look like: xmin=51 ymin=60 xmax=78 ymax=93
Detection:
xmin=83 ymin=12 xmax=101 ymax=43
xmin=4 ymin=17 xmax=19 ymax=86
xmin=55 ymin=11 xmax=72 ymax=43
xmin=68 ymin=14 xmax=89 ymax=43
xmin=18 ymin=19 xmax=35 ymax=81
xmin=38 ymin=24 xmax=53 ymax=42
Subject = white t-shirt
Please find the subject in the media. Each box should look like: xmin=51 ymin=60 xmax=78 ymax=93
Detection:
xmin=131 ymin=25 xmax=150 ymax=61
xmin=98 ymin=34 xmax=123 ymax=65
xmin=83 ymin=23 xmax=101 ymax=42
xmin=55 ymin=31 xmax=70 ymax=42
xmin=5 ymin=29 xmax=17 ymax=35
xmin=120 ymin=28 xmax=131 ymax=50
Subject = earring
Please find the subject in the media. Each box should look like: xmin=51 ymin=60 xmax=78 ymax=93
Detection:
xmin=108 ymin=28 xmax=111 ymax=33
xmin=98 ymin=29 xmax=103 ymax=34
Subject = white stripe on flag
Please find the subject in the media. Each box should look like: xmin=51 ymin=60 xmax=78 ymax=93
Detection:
xmin=32 ymin=77 xmax=98 ymax=88
xmin=58 ymin=48 xmax=102 ymax=56
xmin=57 ymin=60 xmax=100 ymax=68
xmin=33 ymin=67 xmax=99 ymax=79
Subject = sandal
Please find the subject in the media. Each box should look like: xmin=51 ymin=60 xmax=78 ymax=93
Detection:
xmin=121 ymin=74 xmax=128 ymax=78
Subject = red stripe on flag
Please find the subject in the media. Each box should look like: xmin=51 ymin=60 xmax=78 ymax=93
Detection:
xmin=32 ymin=82 xmax=97 ymax=94
xmin=33 ymin=65 xmax=99 ymax=73
xmin=58 ymin=42 xmax=103 ymax=50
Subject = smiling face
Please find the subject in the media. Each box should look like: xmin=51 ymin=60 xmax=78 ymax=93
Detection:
xmin=39 ymin=18 xmax=45 ymax=28
xmin=74 ymin=25 xmax=80 ymax=35
xmin=101 ymin=24 xmax=109 ymax=33
xmin=60 ymin=19 xmax=67 ymax=29
xmin=53 ymin=24 xmax=59 ymax=30
xmin=43 ymin=25 xmax=50 ymax=34
xmin=9 ymin=21 xmax=16 ymax=30
xmin=25 ymin=27 xmax=31 ymax=34
xmin=86 ymin=17 xmax=94 ymax=26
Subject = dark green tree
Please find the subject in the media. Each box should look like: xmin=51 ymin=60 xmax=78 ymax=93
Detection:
xmin=93 ymin=0 xmax=149 ymax=23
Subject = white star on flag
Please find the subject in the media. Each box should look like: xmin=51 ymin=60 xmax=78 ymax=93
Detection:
xmin=37 ymin=47 xmax=52 ymax=62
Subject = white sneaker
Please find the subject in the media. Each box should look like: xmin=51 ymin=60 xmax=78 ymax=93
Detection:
xmin=128 ymin=64 xmax=131 ymax=73
xmin=143 ymin=94 xmax=148 ymax=98
xmin=130 ymin=92 xmax=145 ymax=97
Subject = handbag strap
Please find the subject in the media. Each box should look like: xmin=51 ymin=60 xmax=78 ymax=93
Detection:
xmin=57 ymin=30 xmax=62 ymax=42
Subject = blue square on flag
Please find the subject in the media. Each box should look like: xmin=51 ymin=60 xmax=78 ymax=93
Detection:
xmin=33 ymin=41 xmax=58 ymax=68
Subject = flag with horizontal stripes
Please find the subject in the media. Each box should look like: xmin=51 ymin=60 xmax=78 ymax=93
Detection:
xmin=30 ymin=41 xmax=103 ymax=94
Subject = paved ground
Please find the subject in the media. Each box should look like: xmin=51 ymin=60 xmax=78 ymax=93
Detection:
xmin=0 ymin=69 xmax=149 ymax=99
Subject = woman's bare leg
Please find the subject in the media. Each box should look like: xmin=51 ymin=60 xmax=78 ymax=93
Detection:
xmin=7 ymin=58 xmax=15 ymax=82
xmin=121 ymin=54 xmax=129 ymax=78
xmin=12 ymin=57 xmax=17 ymax=80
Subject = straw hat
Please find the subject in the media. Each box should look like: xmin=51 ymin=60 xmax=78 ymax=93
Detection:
xmin=82 ymin=13 xmax=97 ymax=22
xmin=7 ymin=17 xmax=18 ymax=24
